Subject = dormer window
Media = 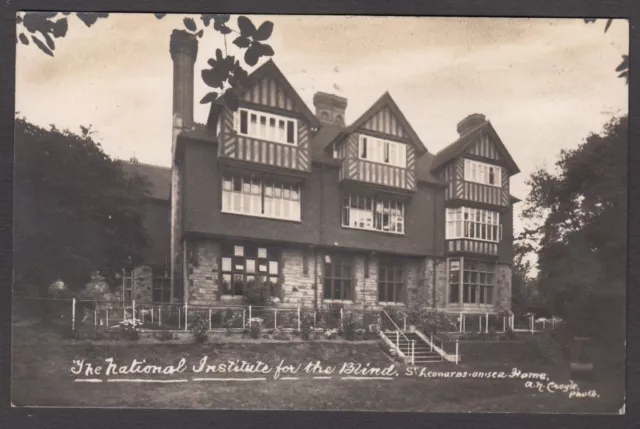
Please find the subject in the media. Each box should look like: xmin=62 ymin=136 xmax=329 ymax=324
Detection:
xmin=358 ymin=135 xmax=406 ymax=168
xmin=236 ymin=108 xmax=297 ymax=145
xmin=464 ymin=159 xmax=501 ymax=187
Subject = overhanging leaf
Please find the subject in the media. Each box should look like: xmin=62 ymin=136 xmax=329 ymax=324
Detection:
xmin=183 ymin=17 xmax=197 ymax=32
xmin=196 ymin=30 xmax=204 ymax=38
xmin=604 ymin=19 xmax=613 ymax=33
xmin=237 ymin=16 xmax=257 ymax=38
xmin=200 ymin=92 xmax=219 ymax=104
xmin=42 ymin=32 xmax=55 ymax=50
xmin=224 ymin=91 xmax=240 ymax=111
xmin=244 ymin=45 xmax=259 ymax=66
xmin=51 ymin=18 xmax=68 ymax=38
xmin=154 ymin=13 xmax=167 ymax=19
xmin=254 ymin=21 xmax=274 ymax=41
xmin=615 ymin=55 xmax=628 ymax=72
xmin=31 ymin=35 xmax=53 ymax=56
xmin=19 ymin=33 xmax=29 ymax=45
xmin=233 ymin=36 xmax=251 ymax=48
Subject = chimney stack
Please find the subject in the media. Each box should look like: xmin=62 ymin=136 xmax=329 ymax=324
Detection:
xmin=313 ymin=92 xmax=348 ymax=126
xmin=170 ymin=30 xmax=198 ymax=131
xmin=456 ymin=113 xmax=487 ymax=136
xmin=169 ymin=30 xmax=198 ymax=304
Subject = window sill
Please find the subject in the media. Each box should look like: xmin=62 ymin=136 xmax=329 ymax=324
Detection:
xmin=445 ymin=237 xmax=500 ymax=244
xmin=323 ymin=299 xmax=354 ymax=305
xmin=341 ymin=225 xmax=405 ymax=236
xmin=221 ymin=210 xmax=302 ymax=224
xmin=378 ymin=301 xmax=406 ymax=307
xmin=462 ymin=180 xmax=501 ymax=189
xmin=236 ymin=132 xmax=298 ymax=147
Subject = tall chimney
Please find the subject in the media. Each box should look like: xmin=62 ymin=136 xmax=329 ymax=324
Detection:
xmin=456 ymin=113 xmax=487 ymax=136
xmin=170 ymin=30 xmax=198 ymax=131
xmin=169 ymin=30 xmax=198 ymax=304
xmin=313 ymin=92 xmax=348 ymax=126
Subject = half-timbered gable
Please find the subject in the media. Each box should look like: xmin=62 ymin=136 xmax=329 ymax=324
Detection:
xmin=213 ymin=60 xmax=320 ymax=176
xmin=331 ymin=92 xmax=426 ymax=193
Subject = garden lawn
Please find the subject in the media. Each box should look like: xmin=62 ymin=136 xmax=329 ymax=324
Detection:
xmin=12 ymin=325 xmax=624 ymax=413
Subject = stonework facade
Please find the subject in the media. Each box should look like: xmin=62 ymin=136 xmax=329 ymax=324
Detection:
xmin=495 ymin=264 xmax=513 ymax=312
xmin=180 ymin=238 xmax=499 ymax=313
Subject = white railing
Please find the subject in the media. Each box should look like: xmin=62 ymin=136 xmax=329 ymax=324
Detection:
xmin=381 ymin=309 xmax=415 ymax=365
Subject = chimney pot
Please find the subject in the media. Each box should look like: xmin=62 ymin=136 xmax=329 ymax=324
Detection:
xmin=313 ymin=91 xmax=348 ymax=126
xmin=457 ymin=113 xmax=487 ymax=136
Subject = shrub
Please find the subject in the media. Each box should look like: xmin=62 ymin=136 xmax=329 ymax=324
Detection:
xmin=223 ymin=310 xmax=243 ymax=336
xmin=300 ymin=311 xmax=315 ymax=340
xmin=342 ymin=311 xmax=358 ymax=340
xmin=61 ymin=323 xmax=79 ymax=340
xmin=119 ymin=318 xmax=142 ymax=341
xmin=324 ymin=328 xmax=339 ymax=340
xmin=190 ymin=312 xmax=208 ymax=343
xmin=273 ymin=326 xmax=290 ymax=341
xmin=249 ymin=319 xmax=262 ymax=339
xmin=154 ymin=330 xmax=174 ymax=341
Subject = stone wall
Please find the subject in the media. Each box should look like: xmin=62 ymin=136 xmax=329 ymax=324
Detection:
xmin=495 ymin=263 xmax=512 ymax=312
xmin=186 ymin=238 xmax=220 ymax=306
xmin=280 ymin=247 xmax=320 ymax=308
xmin=183 ymin=240 xmax=457 ymax=311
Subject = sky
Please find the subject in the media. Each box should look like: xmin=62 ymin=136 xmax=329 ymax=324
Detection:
xmin=15 ymin=14 xmax=629 ymax=239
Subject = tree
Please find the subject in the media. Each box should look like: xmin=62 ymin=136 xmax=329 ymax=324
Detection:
xmin=13 ymin=118 xmax=151 ymax=295
xmin=15 ymin=12 xmax=275 ymax=110
xmin=511 ymin=241 xmax=545 ymax=315
xmin=520 ymin=116 xmax=627 ymax=343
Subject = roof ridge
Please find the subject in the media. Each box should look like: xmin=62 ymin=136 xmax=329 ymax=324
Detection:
xmin=119 ymin=159 xmax=171 ymax=170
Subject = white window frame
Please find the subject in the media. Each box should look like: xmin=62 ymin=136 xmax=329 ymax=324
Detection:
xmin=464 ymin=159 xmax=502 ymax=187
xmin=222 ymin=175 xmax=301 ymax=222
xmin=234 ymin=108 xmax=298 ymax=146
xmin=358 ymin=135 xmax=407 ymax=168
xmin=342 ymin=194 xmax=405 ymax=235
xmin=446 ymin=207 xmax=502 ymax=242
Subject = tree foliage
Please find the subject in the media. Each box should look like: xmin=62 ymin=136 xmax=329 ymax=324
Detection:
xmin=16 ymin=12 xmax=275 ymax=111
xmin=520 ymin=116 xmax=627 ymax=341
xmin=13 ymin=118 xmax=151 ymax=294
xmin=584 ymin=18 xmax=628 ymax=84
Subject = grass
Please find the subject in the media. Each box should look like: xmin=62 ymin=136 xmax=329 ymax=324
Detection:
xmin=11 ymin=324 xmax=625 ymax=413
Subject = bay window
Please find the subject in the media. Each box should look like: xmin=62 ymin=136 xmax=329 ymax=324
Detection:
xmin=358 ymin=135 xmax=407 ymax=168
xmin=235 ymin=108 xmax=297 ymax=145
xmin=222 ymin=175 xmax=301 ymax=221
xmin=342 ymin=195 xmax=404 ymax=234
xmin=448 ymin=258 xmax=496 ymax=305
xmin=464 ymin=159 xmax=501 ymax=187
xmin=446 ymin=207 xmax=501 ymax=242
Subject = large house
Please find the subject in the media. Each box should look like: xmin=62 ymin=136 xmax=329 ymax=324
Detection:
xmin=127 ymin=30 xmax=520 ymax=315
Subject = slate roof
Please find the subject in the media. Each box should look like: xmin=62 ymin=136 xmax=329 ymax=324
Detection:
xmin=120 ymin=160 xmax=171 ymax=201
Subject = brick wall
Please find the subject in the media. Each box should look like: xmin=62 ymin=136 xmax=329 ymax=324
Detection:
xmin=495 ymin=263 xmax=512 ymax=312
xmin=353 ymin=254 xmax=379 ymax=309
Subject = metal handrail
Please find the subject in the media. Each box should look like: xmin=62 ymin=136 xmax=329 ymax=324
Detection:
xmin=381 ymin=310 xmax=414 ymax=364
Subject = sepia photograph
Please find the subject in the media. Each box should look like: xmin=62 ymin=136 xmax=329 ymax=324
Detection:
xmin=11 ymin=13 xmax=628 ymax=413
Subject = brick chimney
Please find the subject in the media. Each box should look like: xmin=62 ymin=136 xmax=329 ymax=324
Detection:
xmin=170 ymin=29 xmax=198 ymax=132
xmin=456 ymin=113 xmax=487 ymax=136
xmin=169 ymin=30 xmax=198 ymax=303
xmin=313 ymin=92 xmax=348 ymax=126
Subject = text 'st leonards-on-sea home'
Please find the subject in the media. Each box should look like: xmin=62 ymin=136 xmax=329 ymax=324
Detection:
xmin=121 ymin=29 xmax=521 ymax=315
